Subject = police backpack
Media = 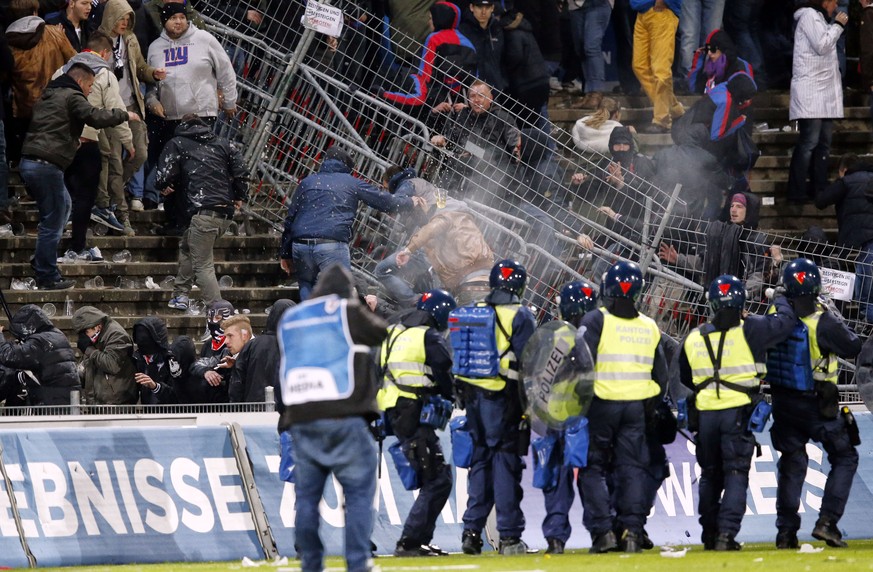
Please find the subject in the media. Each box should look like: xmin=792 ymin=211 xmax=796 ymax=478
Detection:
xmin=766 ymin=321 xmax=815 ymax=391
xmin=448 ymin=304 xmax=506 ymax=378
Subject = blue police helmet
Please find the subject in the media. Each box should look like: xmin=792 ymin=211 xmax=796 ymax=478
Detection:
xmin=601 ymin=261 xmax=644 ymax=300
xmin=489 ymin=259 xmax=527 ymax=297
xmin=782 ymin=257 xmax=821 ymax=298
xmin=558 ymin=280 xmax=598 ymax=321
xmin=708 ymin=274 xmax=746 ymax=312
xmin=417 ymin=289 xmax=457 ymax=330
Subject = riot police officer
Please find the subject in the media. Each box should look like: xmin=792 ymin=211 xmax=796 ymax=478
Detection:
xmin=378 ymin=289 xmax=457 ymax=557
xmin=577 ymin=261 xmax=669 ymax=553
xmin=451 ymin=259 xmax=537 ymax=555
xmin=541 ymin=280 xmax=598 ymax=554
xmin=768 ymin=259 xmax=861 ymax=549
xmin=678 ymin=274 xmax=795 ymax=551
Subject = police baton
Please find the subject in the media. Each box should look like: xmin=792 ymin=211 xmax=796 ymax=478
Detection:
xmin=0 ymin=287 xmax=20 ymax=341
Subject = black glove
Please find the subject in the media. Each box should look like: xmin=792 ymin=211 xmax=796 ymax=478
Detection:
xmin=77 ymin=332 xmax=92 ymax=353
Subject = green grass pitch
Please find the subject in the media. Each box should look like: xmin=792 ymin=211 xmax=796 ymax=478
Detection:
xmin=15 ymin=539 xmax=873 ymax=572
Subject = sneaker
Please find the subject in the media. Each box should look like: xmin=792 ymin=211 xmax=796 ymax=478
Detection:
xmin=122 ymin=219 xmax=135 ymax=236
xmin=812 ymin=518 xmax=848 ymax=548
xmin=80 ymin=247 xmax=104 ymax=262
xmin=498 ymin=537 xmax=528 ymax=556
xmin=130 ymin=198 xmax=144 ymax=212
xmin=168 ymin=295 xmax=190 ymax=311
xmin=549 ymin=76 xmax=563 ymax=93
xmin=91 ymin=207 xmax=125 ymax=232
xmin=38 ymin=278 xmax=75 ymax=290
xmin=461 ymin=530 xmax=482 ymax=555
xmin=393 ymin=540 xmax=438 ymax=557
xmin=423 ymin=544 xmax=448 ymax=556
xmin=563 ymin=79 xmax=583 ymax=94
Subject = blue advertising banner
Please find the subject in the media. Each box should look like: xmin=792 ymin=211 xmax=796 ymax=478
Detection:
xmin=0 ymin=450 xmax=31 ymax=570
xmin=245 ymin=412 xmax=873 ymax=556
xmin=0 ymin=427 xmax=263 ymax=567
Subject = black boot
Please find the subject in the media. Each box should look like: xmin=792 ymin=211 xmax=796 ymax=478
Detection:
xmin=641 ymin=528 xmax=654 ymax=550
xmin=812 ymin=517 xmax=848 ymax=548
xmin=702 ymin=530 xmax=718 ymax=551
xmin=394 ymin=538 xmax=437 ymax=557
xmin=545 ymin=537 xmax=564 ymax=555
xmin=498 ymin=537 xmax=528 ymax=555
xmin=714 ymin=532 xmax=742 ymax=551
xmin=775 ymin=529 xmax=798 ymax=549
xmin=621 ymin=530 xmax=642 ymax=553
xmin=589 ymin=530 xmax=617 ymax=554
xmin=461 ymin=530 xmax=483 ymax=555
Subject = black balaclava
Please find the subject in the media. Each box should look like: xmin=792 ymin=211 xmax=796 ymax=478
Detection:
xmin=133 ymin=327 xmax=161 ymax=356
xmin=608 ymin=126 xmax=635 ymax=168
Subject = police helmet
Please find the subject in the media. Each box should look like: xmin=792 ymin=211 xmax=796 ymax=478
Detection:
xmin=782 ymin=257 xmax=821 ymax=298
xmin=417 ymin=289 xmax=457 ymax=330
xmin=558 ymin=280 xmax=598 ymax=321
xmin=601 ymin=261 xmax=644 ymax=301
xmin=489 ymin=259 xmax=527 ymax=297
xmin=707 ymin=274 xmax=746 ymax=312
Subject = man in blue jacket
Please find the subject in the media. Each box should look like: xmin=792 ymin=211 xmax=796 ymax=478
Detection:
xmin=279 ymin=147 xmax=421 ymax=300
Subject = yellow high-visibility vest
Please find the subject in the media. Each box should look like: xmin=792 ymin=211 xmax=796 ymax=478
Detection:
xmin=685 ymin=322 xmax=763 ymax=411
xmin=593 ymin=308 xmax=661 ymax=401
xmin=803 ymin=311 xmax=837 ymax=384
xmin=377 ymin=325 xmax=432 ymax=410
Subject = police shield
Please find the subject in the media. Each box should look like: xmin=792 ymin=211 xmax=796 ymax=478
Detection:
xmin=521 ymin=321 xmax=595 ymax=432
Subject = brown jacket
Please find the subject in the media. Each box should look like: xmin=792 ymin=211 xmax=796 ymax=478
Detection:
xmin=6 ymin=16 xmax=76 ymax=118
xmin=406 ymin=206 xmax=494 ymax=290
xmin=99 ymin=0 xmax=157 ymax=116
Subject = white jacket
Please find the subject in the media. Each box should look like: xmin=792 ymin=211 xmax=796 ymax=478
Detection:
xmin=571 ymin=117 xmax=622 ymax=155
xmin=145 ymin=24 xmax=237 ymax=120
xmin=789 ymin=7 xmax=844 ymax=120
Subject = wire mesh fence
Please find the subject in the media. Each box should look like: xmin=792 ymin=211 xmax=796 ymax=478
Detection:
xmin=195 ymin=0 xmax=865 ymax=402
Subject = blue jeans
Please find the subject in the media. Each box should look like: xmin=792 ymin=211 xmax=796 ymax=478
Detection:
xmin=374 ymin=249 xmax=432 ymax=305
xmin=290 ymin=417 xmax=377 ymax=572
xmin=0 ymin=121 xmax=8 ymax=209
xmin=20 ymin=158 xmax=71 ymax=284
xmin=570 ymin=0 xmax=613 ymax=93
xmin=292 ymin=241 xmax=351 ymax=300
xmin=855 ymin=240 xmax=873 ymax=323
xmin=127 ymin=163 xmax=144 ymax=199
xmin=677 ymin=0 xmax=726 ymax=77
xmin=723 ymin=0 xmax=764 ymax=88
xmin=787 ymin=119 xmax=833 ymax=202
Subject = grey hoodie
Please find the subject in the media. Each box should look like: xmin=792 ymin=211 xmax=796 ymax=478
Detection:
xmin=145 ymin=23 xmax=237 ymax=120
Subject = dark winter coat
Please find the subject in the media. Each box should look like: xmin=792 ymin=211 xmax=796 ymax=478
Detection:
xmin=132 ymin=316 xmax=196 ymax=405
xmin=71 ymin=306 xmax=137 ymax=405
xmin=180 ymin=336 xmax=231 ymax=404
xmin=383 ymin=2 xmax=477 ymax=110
xmin=501 ymin=11 xmax=549 ymax=116
xmin=815 ymin=165 xmax=873 ymax=248
xmin=229 ymin=299 xmax=295 ymax=403
xmin=0 ymin=304 xmax=79 ymax=404
xmin=279 ymin=158 xmax=414 ymax=256
xmin=862 ymin=4 xmax=873 ymax=91
xmin=459 ymin=10 xmax=506 ymax=92
xmin=22 ymin=73 xmax=130 ymax=169
xmin=154 ymin=119 xmax=249 ymax=218
xmin=278 ymin=264 xmax=388 ymax=430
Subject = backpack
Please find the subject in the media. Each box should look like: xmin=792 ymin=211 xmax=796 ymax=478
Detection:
xmin=448 ymin=304 xmax=508 ymax=378
xmin=766 ymin=322 xmax=815 ymax=391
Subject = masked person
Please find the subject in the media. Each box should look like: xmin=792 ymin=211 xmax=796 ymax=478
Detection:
xmin=677 ymin=274 xmax=795 ymax=550
xmin=576 ymin=261 xmax=669 ymax=553
xmin=132 ymin=316 xmax=196 ymax=404
xmin=378 ymin=289 xmax=456 ymax=557
xmin=72 ymin=306 xmax=137 ymax=405
xmin=767 ymin=259 xmax=861 ymax=549
xmin=177 ymin=300 xmax=234 ymax=404
xmin=0 ymin=304 xmax=79 ymax=405
xmin=451 ymin=259 xmax=536 ymax=555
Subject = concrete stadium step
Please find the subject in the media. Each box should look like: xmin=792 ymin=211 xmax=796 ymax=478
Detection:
xmin=0 ymin=235 xmax=280 ymax=263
